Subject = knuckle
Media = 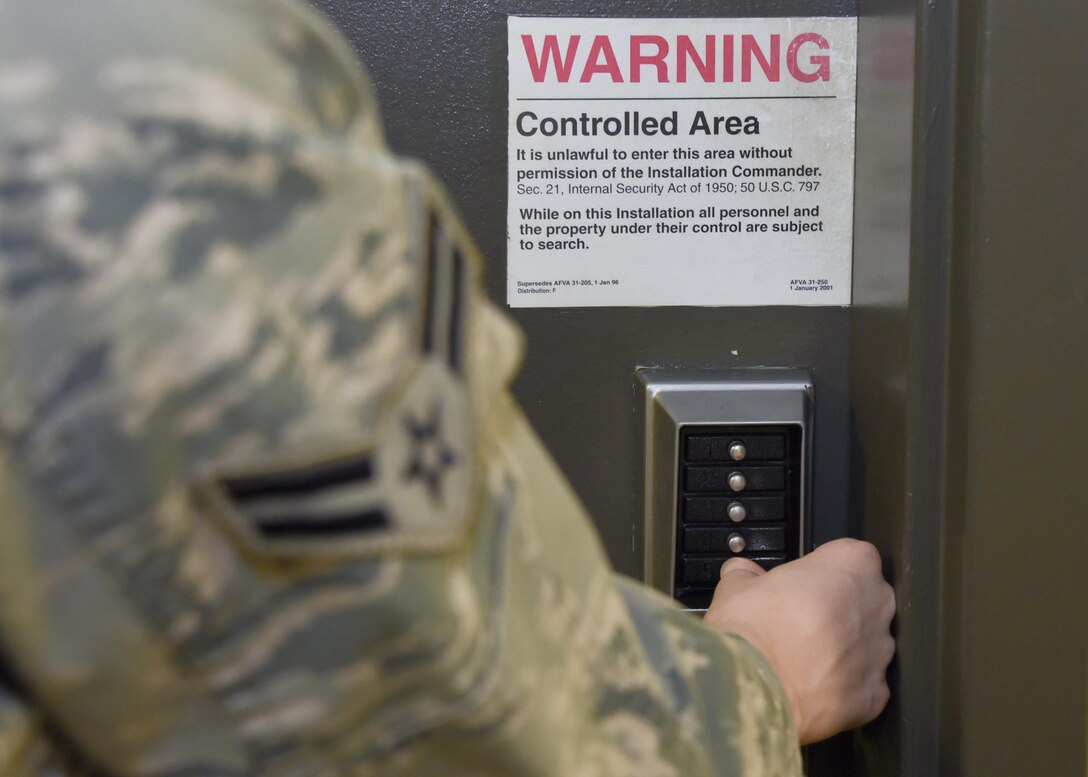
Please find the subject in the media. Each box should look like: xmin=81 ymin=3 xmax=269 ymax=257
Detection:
xmin=830 ymin=538 xmax=882 ymax=571
xmin=853 ymin=540 xmax=883 ymax=569
xmin=882 ymin=634 xmax=897 ymax=663
xmin=882 ymin=585 xmax=898 ymax=619
xmin=836 ymin=537 xmax=865 ymax=552
xmin=873 ymin=682 xmax=891 ymax=714
xmin=814 ymin=537 xmax=856 ymax=558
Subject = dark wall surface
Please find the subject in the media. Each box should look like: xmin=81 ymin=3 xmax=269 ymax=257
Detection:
xmin=308 ymin=3 xmax=1088 ymax=770
xmin=939 ymin=0 xmax=1088 ymax=773
xmin=311 ymin=0 xmax=858 ymax=582
xmin=312 ymin=3 xmax=911 ymax=776
xmin=307 ymin=2 xmax=1088 ymax=775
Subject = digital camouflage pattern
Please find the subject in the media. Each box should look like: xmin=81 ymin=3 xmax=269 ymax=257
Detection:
xmin=0 ymin=1 xmax=800 ymax=775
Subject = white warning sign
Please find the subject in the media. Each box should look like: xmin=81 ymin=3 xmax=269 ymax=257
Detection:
xmin=507 ymin=16 xmax=858 ymax=307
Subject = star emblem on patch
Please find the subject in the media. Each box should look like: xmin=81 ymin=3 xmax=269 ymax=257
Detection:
xmin=402 ymin=405 xmax=459 ymax=504
xmin=377 ymin=361 xmax=474 ymax=540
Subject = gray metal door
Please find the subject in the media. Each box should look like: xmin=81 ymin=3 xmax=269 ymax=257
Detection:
xmin=313 ymin=1 xmax=1088 ymax=774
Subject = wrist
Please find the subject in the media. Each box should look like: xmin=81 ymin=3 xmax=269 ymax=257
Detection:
xmin=710 ymin=620 xmax=805 ymax=744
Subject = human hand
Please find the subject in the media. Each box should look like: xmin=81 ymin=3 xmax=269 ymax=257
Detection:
xmin=703 ymin=538 xmax=896 ymax=744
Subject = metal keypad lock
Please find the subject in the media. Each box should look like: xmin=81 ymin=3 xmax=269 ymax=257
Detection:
xmin=637 ymin=369 xmax=813 ymax=610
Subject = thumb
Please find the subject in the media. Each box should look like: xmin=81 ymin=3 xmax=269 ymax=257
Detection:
xmin=719 ymin=556 xmax=766 ymax=585
xmin=710 ymin=557 xmax=766 ymax=607
xmin=706 ymin=557 xmax=767 ymax=626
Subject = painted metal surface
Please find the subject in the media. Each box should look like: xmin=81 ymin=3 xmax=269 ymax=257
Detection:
xmin=314 ymin=3 xmax=920 ymax=775
xmin=308 ymin=1 xmax=1088 ymax=773
xmin=313 ymin=0 xmax=856 ymax=579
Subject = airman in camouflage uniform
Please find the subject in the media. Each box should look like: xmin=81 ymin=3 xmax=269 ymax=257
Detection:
xmin=0 ymin=1 xmax=800 ymax=774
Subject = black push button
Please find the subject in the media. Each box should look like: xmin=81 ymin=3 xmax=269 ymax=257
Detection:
xmin=684 ymin=465 xmax=786 ymax=493
xmin=685 ymin=434 xmax=786 ymax=462
xmin=681 ymin=551 xmax=789 ymax=584
xmin=681 ymin=556 xmax=726 ymax=585
xmin=675 ymin=423 xmax=803 ymax=605
xmin=675 ymin=589 xmax=716 ymax=610
xmin=683 ymin=527 xmax=728 ymax=552
xmin=684 ymin=495 xmax=787 ymax=523
xmin=747 ymin=554 xmax=788 ymax=570
xmin=683 ymin=526 xmax=787 ymax=553
xmin=740 ymin=526 xmax=786 ymax=551
xmin=684 ymin=436 xmax=714 ymax=461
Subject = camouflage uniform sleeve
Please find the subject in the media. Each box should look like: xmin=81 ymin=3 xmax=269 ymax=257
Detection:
xmin=0 ymin=678 xmax=86 ymax=776
xmin=0 ymin=1 xmax=800 ymax=775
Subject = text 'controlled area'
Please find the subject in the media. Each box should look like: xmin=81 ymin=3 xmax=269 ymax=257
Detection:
xmin=507 ymin=15 xmax=857 ymax=307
